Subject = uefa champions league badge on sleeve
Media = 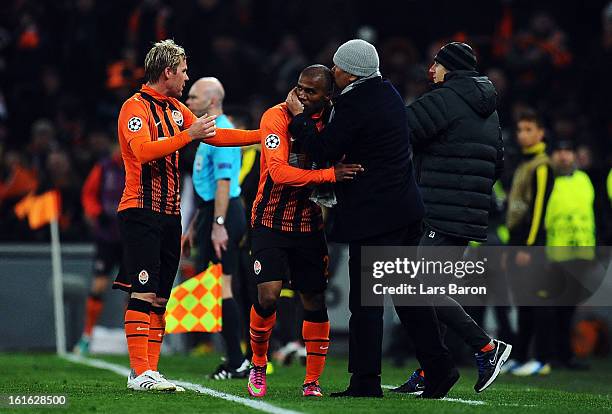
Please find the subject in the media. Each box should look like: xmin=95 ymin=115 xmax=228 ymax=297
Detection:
xmin=128 ymin=117 xmax=143 ymax=132
xmin=265 ymin=134 xmax=280 ymax=150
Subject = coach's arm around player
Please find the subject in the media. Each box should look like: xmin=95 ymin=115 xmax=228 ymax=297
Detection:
xmin=285 ymin=40 xmax=457 ymax=399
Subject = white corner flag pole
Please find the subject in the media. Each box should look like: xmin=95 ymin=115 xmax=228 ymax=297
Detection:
xmin=50 ymin=217 xmax=67 ymax=356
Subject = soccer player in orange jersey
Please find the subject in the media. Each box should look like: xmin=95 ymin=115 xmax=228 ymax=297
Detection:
xmin=244 ymin=65 xmax=363 ymax=398
xmin=112 ymin=39 xmax=257 ymax=391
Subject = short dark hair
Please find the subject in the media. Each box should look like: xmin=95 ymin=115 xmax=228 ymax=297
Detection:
xmin=517 ymin=109 xmax=544 ymax=129
xmin=300 ymin=64 xmax=333 ymax=95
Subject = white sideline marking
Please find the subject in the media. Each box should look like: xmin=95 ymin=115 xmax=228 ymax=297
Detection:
xmin=438 ymin=397 xmax=486 ymax=406
xmin=63 ymin=355 xmax=304 ymax=414
xmin=500 ymin=403 xmax=539 ymax=407
xmin=381 ymin=384 xmax=486 ymax=405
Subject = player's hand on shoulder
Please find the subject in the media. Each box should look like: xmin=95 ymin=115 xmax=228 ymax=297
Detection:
xmin=188 ymin=113 xmax=218 ymax=141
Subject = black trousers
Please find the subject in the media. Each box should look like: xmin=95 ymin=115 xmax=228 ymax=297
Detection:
xmin=553 ymin=305 xmax=576 ymax=363
xmin=510 ymin=258 xmax=555 ymax=363
xmin=347 ymin=223 xmax=453 ymax=388
xmin=417 ymin=226 xmax=491 ymax=352
xmin=514 ymin=306 xmax=555 ymax=362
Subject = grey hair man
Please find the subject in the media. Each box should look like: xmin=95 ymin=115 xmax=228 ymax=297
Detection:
xmin=286 ymin=39 xmax=457 ymax=399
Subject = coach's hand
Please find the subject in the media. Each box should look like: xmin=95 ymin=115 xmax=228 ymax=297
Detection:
xmin=188 ymin=113 xmax=218 ymax=140
xmin=211 ymin=223 xmax=228 ymax=260
xmin=334 ymin=160 xmax=364 ymax=182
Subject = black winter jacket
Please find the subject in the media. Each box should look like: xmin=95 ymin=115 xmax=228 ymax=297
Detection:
xmin=289 ymin=77 xmax=424 ymax=242
xmin=406 ymin=70 xmax=504 ymax=241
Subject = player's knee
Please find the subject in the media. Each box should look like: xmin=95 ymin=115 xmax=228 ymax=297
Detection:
xmin=301 ymin=291 xmax=326 ymax=311
xmin=91 ymin=275 xmax=110 ymax=294
xmin=153 ymin=297 xmax=168 ymax=308
xmin=258 ymin=290 xmax=278 ymax=310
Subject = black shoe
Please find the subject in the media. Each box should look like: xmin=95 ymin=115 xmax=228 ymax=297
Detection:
xmin=474 ymin=339 xmax=512 ymax=393
xmin=391 ymin=368 xmax=425 ymax=394
xmin=330 ymin=387 xmax=383 ymax=398
xmin=562 ymin=358 xmax=590 ymax=371
xmin=420 ymin=367 xmax=459 ymax=399
xmin=209 ymin=359 xmax=250 ymax=380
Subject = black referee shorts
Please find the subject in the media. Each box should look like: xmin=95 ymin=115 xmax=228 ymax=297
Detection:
xmin=113 ymin=208 xmax=181 ymax=299
xmin=195 ymin=197 xmax=246 ymax=276
xmin=251 ymin=226 xmax=329 ymax=293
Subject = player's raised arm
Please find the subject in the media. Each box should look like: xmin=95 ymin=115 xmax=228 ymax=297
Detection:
xmin=261 ymin=107 xmax=336 ymax=186
xmin=203 ymin=128 xmax=261 ymax=147
xmin=177 ymin=90 xmax=261 ymax=147
xmin=129 ymin=114 xmax=216 ymax=165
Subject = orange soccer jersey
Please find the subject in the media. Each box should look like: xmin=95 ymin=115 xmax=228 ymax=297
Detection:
xmin=117 ymin=84 xmax=197 ymax=215
xmin=252 ymin=103 xmax=336 ymax=233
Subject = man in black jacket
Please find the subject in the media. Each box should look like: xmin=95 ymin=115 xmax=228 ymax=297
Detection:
xmin=395 ymin=42 xmax=511 ymax=394
xmin=286 ymin=39 xmax=457 ymax=399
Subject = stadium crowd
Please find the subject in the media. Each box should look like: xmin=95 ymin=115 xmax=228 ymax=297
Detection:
xmin=0 ymin=0 xmax=610 ymax=242
xmin=1 ymin=0 xmax=611 ymax=396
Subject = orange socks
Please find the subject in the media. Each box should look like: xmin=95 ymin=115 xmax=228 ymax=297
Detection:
xmin=249 ymin=305 xmax=276 ymax=367
xmin=148 ymin=307 xmax=166 ymax=372
xmin=84 ymin=296 xmax=104 ymax=336
xmin=124 ymin=299 xmax=151 ymax=375
xmin=249 ymin=303 xmax=330 ymax=385
xmin=480 ymin=340 xmax=495 ymax=353
xmin=303 ymin=310 xmax=330 ymax=385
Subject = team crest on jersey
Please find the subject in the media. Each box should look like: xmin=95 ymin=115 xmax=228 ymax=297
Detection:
xmin=127 ymin=117 xmax=142 ymax=132
xmin=172 ymin=110 xmax=184 ymax=126
xmin=253 ymin=260 xmax=262 ymax=275
xmin=138 ymin=270 xmax=149 ymax=285
xmin=265 ymin=134 xmax=280 ymax=150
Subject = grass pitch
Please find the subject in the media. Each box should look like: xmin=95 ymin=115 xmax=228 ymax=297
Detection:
xmin=0 ymin=353 xmax=610 ymax=413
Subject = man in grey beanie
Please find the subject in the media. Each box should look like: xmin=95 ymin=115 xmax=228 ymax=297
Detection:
xmin=286 ymin=39 xmax=458 ymax=399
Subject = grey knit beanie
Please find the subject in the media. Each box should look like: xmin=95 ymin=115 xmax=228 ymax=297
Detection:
xmin=333 ymin=39 xmax=379 ymax=77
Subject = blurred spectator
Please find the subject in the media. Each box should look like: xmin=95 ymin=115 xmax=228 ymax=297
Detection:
xmin=73 ymin=145 xmax=124 ymax=355
xmin=264 ymin=34 xmax=307 ymax=98
xmin=545 ymin=140 xmax=595 ymax=370
xmin=505 ymin=11 xmax=572 ymax=90
xmin=27 ymin=119 xmax=57 ymax=173
xmin=402 ymin=65 xmax=429 ymax=105
xmin=0 ymin=150 xmax=38 ymax=208
xmin=504 ymin=109 xmax=555 ymax=376
xmin=486 ymin=67 xmax=511 ymax=125
xmin=205 ymin=35 xmax=262 ymax=103
xmin=1 ymin=0 xmax=610 ymax=242
xmin=38 ymin=66 xmax=62 ymax=121
xmin=379 ymin=37 xmax=420 ymax=91
xmin=106 ymin=48 xmax=145 ymax=94
xmin=41 ymin=150 xmax=86 ymax=240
